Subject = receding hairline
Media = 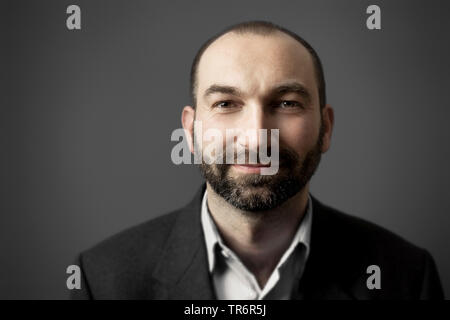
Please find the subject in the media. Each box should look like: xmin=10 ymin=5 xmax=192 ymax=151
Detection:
xmin=190 ymin=21 xmax=326 ymax=109
xmin=201 ymin=29 xmax=313 ymax=67
xmin=194 ymin=29 xmax=312 ymax=96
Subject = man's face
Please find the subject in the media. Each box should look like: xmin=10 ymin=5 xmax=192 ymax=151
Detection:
xmin=185 ymin=31 xmax=332 ymax=211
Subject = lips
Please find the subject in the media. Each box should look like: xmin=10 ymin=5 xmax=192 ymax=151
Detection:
xmin=236 ymin=163 xmax=271 ymax=167
xmin=231 ymin=163 xmax=278 ymax=174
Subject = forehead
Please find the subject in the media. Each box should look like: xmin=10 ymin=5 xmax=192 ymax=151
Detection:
xmin=197 ymin=31 xmax=317 ymax=98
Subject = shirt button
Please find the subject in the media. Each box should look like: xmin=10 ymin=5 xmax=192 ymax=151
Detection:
xmin=221 ymin=250 xmax=230 ymax=258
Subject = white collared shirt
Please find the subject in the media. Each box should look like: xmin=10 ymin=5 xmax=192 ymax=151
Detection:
xmin=200 ymin=190 xmax=312 ymax=300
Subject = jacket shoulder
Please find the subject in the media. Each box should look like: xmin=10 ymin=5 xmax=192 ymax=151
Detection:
xmin=75 ymin=209 xmax=182 ymax=299
xmin=85 ymin=209 xmax=179 ymax=260
xmin=317 ymin=201 xmax=424 ymax=257
xmin=312 ymin=198 xmax=443 ymax=299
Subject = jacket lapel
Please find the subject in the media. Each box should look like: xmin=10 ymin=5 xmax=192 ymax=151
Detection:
xmin=292 ymin=195 xmax=359 ymax=300
xmin=150 ymin=184 xmax=216 ymax=299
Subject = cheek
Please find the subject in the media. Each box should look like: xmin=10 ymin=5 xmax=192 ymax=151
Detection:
xmin=278 ymin=116 xmax=320 ymax=152
xmin=194 ymin=118 xmax=228 ymax=152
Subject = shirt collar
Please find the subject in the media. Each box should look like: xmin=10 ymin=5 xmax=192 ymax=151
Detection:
xmin=200 ymin=189 xmax=313 ymax=273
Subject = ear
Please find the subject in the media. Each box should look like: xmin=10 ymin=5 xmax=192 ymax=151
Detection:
xmin=320 ymin=104 xmax=334 ymax=153
xmin=181 ymin=106 xmax=196 ymax=154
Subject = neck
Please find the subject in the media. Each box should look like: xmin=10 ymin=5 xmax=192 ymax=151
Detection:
xmin=206 ymin=182 xmax=309 ymax=288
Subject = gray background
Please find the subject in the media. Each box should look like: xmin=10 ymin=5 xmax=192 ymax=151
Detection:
xmin=2 ymin=0 xmax=449 ymax=299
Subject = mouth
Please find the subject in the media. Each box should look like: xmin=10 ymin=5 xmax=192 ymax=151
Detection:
xmin=232 ymin=163 xmax=272 ymax=173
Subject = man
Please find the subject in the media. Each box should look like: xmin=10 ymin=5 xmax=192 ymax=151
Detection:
xmin=72 ymin=21 xmax=444 ymax=299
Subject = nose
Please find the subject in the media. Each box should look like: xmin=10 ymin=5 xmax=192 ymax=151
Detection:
xmin=236 ymin=102 xmax=271 ymax=150
xmin=244 ymin=102 xmax=267 ymax=131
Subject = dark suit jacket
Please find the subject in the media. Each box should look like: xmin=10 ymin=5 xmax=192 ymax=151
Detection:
xmin=71 ymin=184 xmax=444 ymax=299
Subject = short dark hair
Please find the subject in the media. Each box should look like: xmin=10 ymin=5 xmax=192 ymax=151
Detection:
xmin=190 ymin=20 xmax=326 ymax=109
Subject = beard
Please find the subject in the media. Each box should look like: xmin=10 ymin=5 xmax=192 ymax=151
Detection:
xmin=197 ymin=123 xmax=324 ymax=212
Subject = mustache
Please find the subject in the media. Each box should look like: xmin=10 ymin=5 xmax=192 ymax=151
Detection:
xmin=205 ymin=145 xmax=299 ymax=167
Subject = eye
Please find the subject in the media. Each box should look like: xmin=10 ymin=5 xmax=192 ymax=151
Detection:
xmin=277 ymin=100 xmax=303 ymax=108
xmin=213 ymin=100 xmax=235 ymax=108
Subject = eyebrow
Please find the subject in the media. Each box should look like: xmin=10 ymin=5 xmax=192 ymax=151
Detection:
xmin=203 ymin=84 xmax=243 ymax=99
xmin=203 ymin=81 xmax=312 ymax=104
